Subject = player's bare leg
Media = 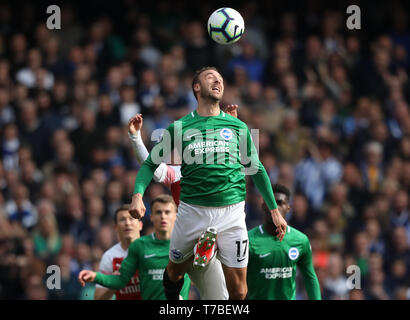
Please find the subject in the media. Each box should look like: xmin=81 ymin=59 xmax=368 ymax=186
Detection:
xmin=163 ymin=258 xmax=192 ymax=300
xmin=221 ymin=265 xmax=247 ymax=300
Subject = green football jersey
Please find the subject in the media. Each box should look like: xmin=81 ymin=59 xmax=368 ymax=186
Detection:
xmin=247 ymin=224 xmax=321 ymax=300
xmin=94 ymin=233 xmax=191 ymax=300
xmin=134 ymin=110 xmax=277 ymax=209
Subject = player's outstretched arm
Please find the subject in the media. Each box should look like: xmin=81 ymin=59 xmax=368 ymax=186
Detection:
xmin=297 ymin=238 xmax=321 ymax=300
xmin=128 ymin=114 xmax=149 ymax=165
xmin=128 ymin=114 xmax=174 ymax=184
xmin=79 ymin=242 xmax=140 ymax=290
xmin=241 ymin=125 xmax=287 ymax=240
xmin=131 ymin=121 xmax=177 ymax=219
xmin=129 ymin=193 xmax=146 ymax=220
xmin=270 ymin=208 xmax=287 ymax=241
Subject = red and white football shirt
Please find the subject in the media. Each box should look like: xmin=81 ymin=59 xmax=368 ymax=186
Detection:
xmin=97 ymin=242 xmax=142 ymax=300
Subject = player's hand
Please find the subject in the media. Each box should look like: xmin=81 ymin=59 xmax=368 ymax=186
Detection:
xmin=78 ymin=270 xmax=97 ymax=287
xmin=129 ymin=193 xmax=146 ymax=220
xmin=128 ymin=114 xmax=143 ymax=135
xmin=225 ymin=104 xmax=238 ymax=118
xmin=270 ymin=209 xmax=287 ymax=241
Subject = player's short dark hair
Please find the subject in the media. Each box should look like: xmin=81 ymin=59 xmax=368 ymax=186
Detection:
xmin=114 ymin=204 xmax=131 ymax=224
xmin=272 ymin=184 xmax=291 ymax=201
xmin=150 ymin=194 xmax=177 ymax=212
xmin=191 ymin=66 xmax=219 ymax=101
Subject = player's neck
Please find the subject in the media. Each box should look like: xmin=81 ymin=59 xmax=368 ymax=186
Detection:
xmin=154 ymin=230 xmax=170 ymax=241
xmin=263 ymin=222 xmax=279 ymax=237
xmin=120 ymin=240 xmax=130 ymax=250
xmin=197 ymin=100 xmax=220 ymax=116
xmin=120 ymin=237 xmax=137 ymax=250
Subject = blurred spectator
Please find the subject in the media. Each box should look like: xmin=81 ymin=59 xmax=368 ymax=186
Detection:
xmin=324 ymin=206 xmax=346 ymax=252
xmin=137 ymin=68 xmax=161 ymax=114
xmin=70 ymin=108 xmax=104 ymax=165
xmin=5 ymin=184 xmax=37 ymax=230
xmin=276 ymin=162 xmax=294 ymax=191
xmin=32 ymin=200 xmax=62 ymax=261
xmin=71 ymin=242 xmax=93 ymax=274
xmin=389 ymin=190 xmax=410 ymax=240
xmin=1 ymin=123 xmax=20 ymax=171
xmin=322 ymin=183 xmax=355 ymax=220
xmin=322 ymin=253 xmax=349 ymax=299
xmin=349 ymin=289 xmax=365 ymax=300
xmin=105 ymin=180 xmax=124 ymax=219
xmin=385 ymin=259 xmax=408 ymax=297
xmin=18 ymin=99 xmax=50 ymax=166
xmin=132 ymin=27 xmax=162 ymax=69
xmin=295 ymin=140 xmax=342 ymax=210
xmin=288 ymin=193 xmax=314 ymax=234
xmin=16 ymin=48 xmax=54 ymax=89
xmin=54 ymin=5 xmax=84 ymax=57
xmin=24 ymin=274 xmax=48 ymax=300
xmin=226 ymin=40 xmax=264 ymax=82
xmin=384 ymin=226 xmax=410 ymax=268
xmin=96 ymin=94 xmax=121 ymax=130
xmin=119 ymin=85 xmax=140 ymax=125
xmin=183 ymin=21 xmax=214 ymax=73
xmin=95 ymin=224 xmax=116 ymax=253
xmin=19 ymin=236 xmax=46 ymax=283
xmin=275 ymin=110 xmax=311 ymax=164
xmin=360 ymin=141 xmax=385 ymax=193
xmin=43 ymin=139 xmax=77 ymax=179
xmin=364 ymin=218 xmax=386 ymax=255
xmin=353 ymin=231 xmax=371 ymax=272
xmin=0 ymin=86 xmax=15 ymax=128
xmin=311 ymin=219 xmax=331 ymax=269
xmin=364 ymin=268 xmax=390 ymax=300
xmin=48 ymin=253 xmax=82 ymax=300
xmin=69 ymin=195 xmax=104 ymax=246
xmin=161 ymin=74 xmax=189 ymax=119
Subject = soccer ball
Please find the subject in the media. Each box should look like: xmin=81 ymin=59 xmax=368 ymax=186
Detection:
xmin=207 ymin=8 xmax=245 ymax=45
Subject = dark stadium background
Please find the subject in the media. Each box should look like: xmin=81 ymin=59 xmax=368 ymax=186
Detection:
xmin=0 ymin=0 xmax=409 ymax=300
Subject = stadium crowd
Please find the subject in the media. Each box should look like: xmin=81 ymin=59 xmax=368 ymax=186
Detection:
xmin=0 ymin=0 xmax=409 ymax=300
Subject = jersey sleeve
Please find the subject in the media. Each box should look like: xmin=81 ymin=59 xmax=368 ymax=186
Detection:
xmin=94 ymin=240 xmax=140 ymax=290
xmin=128 ymin=131 xmax=150 ymax=166
xmin=241 ymin=125 xmax=277 ymax=210
xmin=133 ymin=122 xmax=176 ymax=195
xmin=96 ymin=250 xmax=114 ymax=288
xmin=129 ymin=131 xmax=174 ymax=184
xmin=297 ymin=237 xmax=321 ymax=300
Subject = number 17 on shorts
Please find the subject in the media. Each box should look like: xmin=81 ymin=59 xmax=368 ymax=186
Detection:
xmin=236 ymin=239 xmax=248 ymax=263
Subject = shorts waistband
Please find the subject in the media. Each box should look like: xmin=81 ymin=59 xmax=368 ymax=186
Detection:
xmin=179 ymin=200 xmax=245 ymax=209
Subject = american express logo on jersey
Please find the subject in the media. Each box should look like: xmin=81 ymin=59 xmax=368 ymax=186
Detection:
xmin=148 ymin=268 xmax=165 ymax=280
xmin=260 ymin=267 xmax=292 ymax=279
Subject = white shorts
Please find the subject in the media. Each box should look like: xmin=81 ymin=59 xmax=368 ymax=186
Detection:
xmin=169 ymin=200 xmax=248 ymax=268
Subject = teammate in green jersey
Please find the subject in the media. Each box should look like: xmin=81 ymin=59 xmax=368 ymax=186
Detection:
xmin=247 ymin=184 xmax=321 ymax=300
xmin=128 ymin=67 xmax=287 ymax=300
xmin=78 ymin=195 xmax=191 ymax=300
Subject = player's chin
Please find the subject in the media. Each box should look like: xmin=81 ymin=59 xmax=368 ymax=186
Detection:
xmin=123 ymin=234 xmax=134 ymax=241
xmin=209 ymin=92 xmax=222 ymax=101
xmin=159 ymin=223 xmax=168 ymax=230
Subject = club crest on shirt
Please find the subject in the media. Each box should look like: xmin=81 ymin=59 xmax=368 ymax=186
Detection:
xmin=171 ymin=249 xmax=183 ymax=261
xmin=220 ymin=128 xmax=233 ymax=140
xmin=288 ymin=247 xmax=299 ymax=260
